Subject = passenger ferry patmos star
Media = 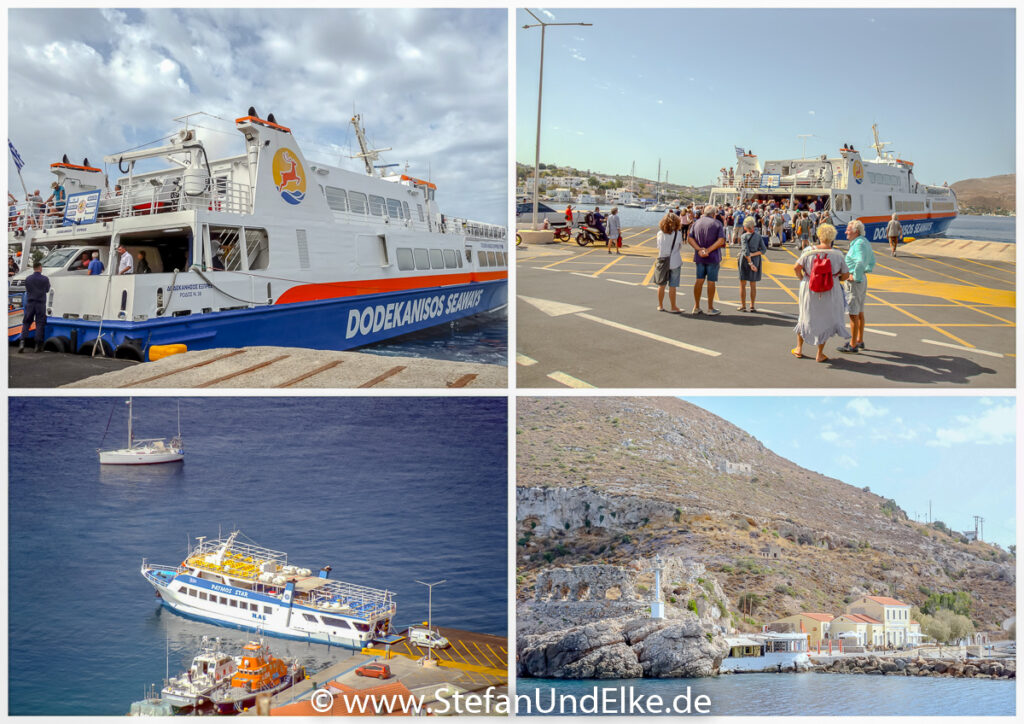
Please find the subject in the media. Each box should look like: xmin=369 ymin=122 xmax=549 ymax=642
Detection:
xmin=142 ymin=531 xmax=395 ymax=648
xmin=709 ymin=125 xmax=958 ymax=242
xmin=9 ymin=109 xmax=507 ymax=359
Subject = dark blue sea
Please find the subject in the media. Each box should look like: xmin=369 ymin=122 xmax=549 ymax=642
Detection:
xmin=359 ymin=307 xmax=507 ymax=365
xmin=7 ymin=397 xmax=507 ymax=716
xmin=517 ymin=675 xmax=1015 ymax=716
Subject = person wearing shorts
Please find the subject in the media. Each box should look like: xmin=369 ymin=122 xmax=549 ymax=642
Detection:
xmin=687 ymin=205 xmax=726 ymax=315
xmin=838 ymin=219 xmax=875 ymax=353
xmin=655 ymin=212 xmax=683 ymax=313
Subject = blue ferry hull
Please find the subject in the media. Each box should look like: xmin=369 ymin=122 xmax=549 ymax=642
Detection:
xmin=836 ymin=215 xmax=957 ymax=243
xmin=36 ymin=279 xmax=506 ymax=359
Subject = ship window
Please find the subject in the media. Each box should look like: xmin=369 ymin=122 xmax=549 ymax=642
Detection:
xmin=414 ymin=249 xmax=431 ymax=270
xmin=417 ymin=204 xmax=425 ymax=222
xmin=354 ymin=623 xmax=371 ymax=632
xmin=348 ymin=191 xmax=368 ymax=215
xmin=443 ymin=249 xmax=458 ymax=268
xmin=402 ymin=201 xmax=411 ymax=220
xmin=229 ymin=599 xmax=238 ymax=608
xmin=322 ymin=616 xmax=352 ymax=629
xmin=477 ymin=251 xmax=488 ymax=267
xmin=386 ymin=198 xmax=402 ymax=218
xmin=502 ymin=252 xmax=508 ymax=265
xmin=465 ymin=248 xmax=472 ymax=264
xmin=486 ymin=251 xmax=497 ymax=266
xmin=396 ymin=248 xmax=415 ymax=271
xmin=219 ymin=596 xmax=227 ymax=605
xmin=369 ymin=195 xmax=385 ymax=217
xmin=199 ymin=592 xmax=208 ymax=600
xmin=429 ymin=249 xmax=445 ymax=269
xmin=303 ymin=613 xmax=318 ymax=623
xmin=208 ymin=226 xmax=244 ymax=272
xmin=324 ymin=186 xmax=348 ymax=212
xmin=456 ymin=251 xmax=463 ymax=268
xmin=264 ymin=606 xmax=272 ymax=614
xmin=243 ymin=228 xmax=270 ymax=271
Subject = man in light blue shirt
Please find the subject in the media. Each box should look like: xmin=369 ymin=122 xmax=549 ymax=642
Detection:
xmin=87 ymin=251 xmax=104 ymax=275
xmin=838 ymin=220 xmax=875 ymax=353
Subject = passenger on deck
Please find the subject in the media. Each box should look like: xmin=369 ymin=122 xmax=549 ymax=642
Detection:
xmin=117 ymin=244 xmax=134 ymax=275
xmin=212 ymin=245 xmax=227 ymax=271
xmin=46 ymin=181 xmax=66 ymax=219
xmin=25 ymin=190 xmax=44 ymax=229
xmin=136 ymin=250 xmax=152 ymax=274
xmin=88 ymin=251 xmax=104 ymax=275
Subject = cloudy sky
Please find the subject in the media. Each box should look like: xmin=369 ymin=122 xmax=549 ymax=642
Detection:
xmin=517 ymin=8 xmax=1015 ymax=186
xmin=687 ymin=396 xmax=1016 ymax=548
xmin=8 ymin=8 xmax=507 ymax=224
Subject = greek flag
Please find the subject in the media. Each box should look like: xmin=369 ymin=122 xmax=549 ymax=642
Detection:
xmin=734 ymin=146 xmax=744 ymax=157
xmin=8 ymin=140 xmax=24 ymax=171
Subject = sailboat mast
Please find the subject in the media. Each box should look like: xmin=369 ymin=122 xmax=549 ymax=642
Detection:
xmin=656 ymin=159 xmax=661 ymax=203
xmin=127 ymin=398 xmax=133 ymax=447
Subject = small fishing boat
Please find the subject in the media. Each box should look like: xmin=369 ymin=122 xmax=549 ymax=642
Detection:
xmin=209 ymin=640 xmax=304 ymax=714
xmin=161 ymin=636 xmax=237 ymax=710
xmin=98 ymin=398 xmax=184 ymax=465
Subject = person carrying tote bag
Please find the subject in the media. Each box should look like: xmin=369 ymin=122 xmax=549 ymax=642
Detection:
xmin=655 ymin=212 xmax=683 ymax=313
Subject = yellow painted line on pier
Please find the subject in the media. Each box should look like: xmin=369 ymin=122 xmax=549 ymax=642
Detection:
xmin=902 ymin=252 xmax=1015 ymax=286
xmin=867 ymin=276 xmax=1014 ymax=308
xmin=547 ymin=371 xmax=596 ymax=388
xmin=593 ymin=254 xmax=627 ymax=276
xmin=542 ymin=248 xmax=601 ymax=269
xmin=641 ymin=260 xmax=658 ymax=287
xmin=434 ymin=659 xmax=507 ymax=677
xmin=516 ymin=353 xmax=538 ymax=366
xmin=946 ymin=297 xmax=1016 ymax=326
xmin=865 ymin=292 xmax=973 ymax=347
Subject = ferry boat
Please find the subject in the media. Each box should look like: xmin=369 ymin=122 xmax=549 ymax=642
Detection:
xmin=8 ymin=110 xmax=507 ymax=360
xmin=141 ymin=530 xmax=395 ymax=648
xmin=98 ymin=398 xmax=184 ymax=465
xmin=208 ymin=641 xmax=303 ymax=714
xmin=161 ymin=636 xmax=237 ymax=709
xmin=708 ymin=125 xmax=958 ymax=242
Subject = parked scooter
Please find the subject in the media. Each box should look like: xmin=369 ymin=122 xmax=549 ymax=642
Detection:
xmin=574 ymin=224 xmax=607 ymax=246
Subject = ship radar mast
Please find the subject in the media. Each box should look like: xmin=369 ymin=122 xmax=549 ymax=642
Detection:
xmin=350 ymin=114 xmax=391 ymax=177
xmin=870 ymin=123 xmax=892 ymax=160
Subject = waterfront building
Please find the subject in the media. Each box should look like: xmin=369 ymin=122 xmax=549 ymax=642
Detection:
xmin=720 ymin=632 xmax=810 ymax=672
xmin=845 ymin=596 xmax=912 ymax=647
xmin=768 ymin=613 xmax=833 ymax=646
xmin=829 ymin=613 xmax=883 ymax=647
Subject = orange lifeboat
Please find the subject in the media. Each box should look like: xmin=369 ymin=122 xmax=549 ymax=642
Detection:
xmin=210 ymin=640 xmax=303 ymax=714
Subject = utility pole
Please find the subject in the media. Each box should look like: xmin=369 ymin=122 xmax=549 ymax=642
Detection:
xmin=415 ymin=579 xmax=446 ymax=662
xmin=522 ymin=9 xmax=592 ymax=230
xmin=797 ymin=134 xmax=812 ymax=159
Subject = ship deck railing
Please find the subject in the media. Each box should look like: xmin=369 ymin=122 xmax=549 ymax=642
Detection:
xmin=442 ymin=217 xmax=507 ymax=241
xmin=301 ymin=578 xmax=396 ymax=619
xmin=188 ymin=536 xmax=289 ymax=571
xmin=714 ymin=177 xmax=847 ymax=191
xmin=7 ymin=178 xmax=253 ymax=232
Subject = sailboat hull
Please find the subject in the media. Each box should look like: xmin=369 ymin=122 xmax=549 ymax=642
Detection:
xmin=99 ymin=449 xmax=184 ymax=465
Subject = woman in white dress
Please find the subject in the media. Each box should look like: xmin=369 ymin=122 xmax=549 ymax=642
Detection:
xmin=792 ymin=223 xmax=851 ymax=362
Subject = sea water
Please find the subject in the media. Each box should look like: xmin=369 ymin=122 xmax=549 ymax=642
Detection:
xmin=360 ymin=307 xmax=507 ymax=365
xmin=7 ymin=397 xmax=507 ymax=716
xmin=517 ymin=675 xmax=1015 ymax=716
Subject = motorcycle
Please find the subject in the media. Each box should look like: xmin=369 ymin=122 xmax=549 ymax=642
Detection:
xmin=574 ymin=224 xmax=607 ymax=246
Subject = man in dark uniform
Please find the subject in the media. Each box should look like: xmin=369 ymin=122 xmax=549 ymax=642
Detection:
xmin=20 ymin=261 xmax=50 ymax=353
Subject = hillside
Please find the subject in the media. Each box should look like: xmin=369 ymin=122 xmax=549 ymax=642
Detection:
xmin=516 ymin=398 xmax=1015 ymax=631
xmin=951 ymin=174 xmax=1015 ymax=215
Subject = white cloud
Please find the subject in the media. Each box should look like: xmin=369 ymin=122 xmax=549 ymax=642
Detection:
xmin=820 ymin=429 xmax=840 ymax=442
xmin=846 ymin=398 xmax=888 ymax=419
xmin=928 ymin=403 xmax=1016 ymax=447
xmin=657 ymin=99 xmax=663 ymax=105
xmin=808 ymin=110 xmax=815 ymax=115
xmin=540 ymin=9 xmax=555 ymax=20
xmin=8 ymin=8 xmax=508 ymax=224
xmin=838 ymin=454 xmax=858 ymax=468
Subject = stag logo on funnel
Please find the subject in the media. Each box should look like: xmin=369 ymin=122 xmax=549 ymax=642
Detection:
xmin=272 ymin=148 xmax=306 ymax=205
xmin=851 ymin=158 xmax=864 ymax=185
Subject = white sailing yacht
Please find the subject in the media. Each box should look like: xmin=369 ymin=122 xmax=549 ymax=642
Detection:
xmin=98 ymin=398 xmax=184 ymax=465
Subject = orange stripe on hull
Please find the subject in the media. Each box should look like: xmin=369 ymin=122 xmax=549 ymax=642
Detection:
xmin=858 ymin=213 xmax=956 ymax=224
xmin=275 ymin=271 xmax=507 ymax=305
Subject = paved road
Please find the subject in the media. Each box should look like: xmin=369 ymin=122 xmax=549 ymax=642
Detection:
xmin=516 ymin=228 xmax=1015 ymax=388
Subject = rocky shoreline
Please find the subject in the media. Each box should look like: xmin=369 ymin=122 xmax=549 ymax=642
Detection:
xmin=811 ymin=655 xmax=1015 ymax=680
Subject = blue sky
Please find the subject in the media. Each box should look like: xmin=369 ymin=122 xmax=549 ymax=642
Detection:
xmin=517 ymin=8 xmax=1015 ymax=186
xmin=8 ymin=9 xmax=507 ymax=224
xmin=686 ymin=396 xmax=1016 ymax=549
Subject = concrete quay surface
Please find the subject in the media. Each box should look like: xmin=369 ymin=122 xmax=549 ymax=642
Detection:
xmin=516 ymin=229 xmax=1015 ymax=388
xmin=34 ymin=346 xmax=506 ymax=389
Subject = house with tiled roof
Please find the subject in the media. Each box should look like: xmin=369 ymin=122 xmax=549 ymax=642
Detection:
xmin=845 ymin=595 xmax=912 ymax=647
xmin=767 ymin=612 xmax=834 ymax=646
xmin=829 ymin=612 xmax=884 ymax=647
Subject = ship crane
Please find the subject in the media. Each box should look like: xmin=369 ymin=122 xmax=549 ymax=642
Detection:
xmin=870 ymin=123 xmax=893 ymax=160
xmin=350 ymin=114 xmax=391 ymax=177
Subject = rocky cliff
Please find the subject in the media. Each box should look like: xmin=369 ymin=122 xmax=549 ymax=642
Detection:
xmin=516 ymin=398 xmax=1014 ymax=633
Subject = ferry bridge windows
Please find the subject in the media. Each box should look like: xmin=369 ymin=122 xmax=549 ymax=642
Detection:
xmin=417 ymin=204 xmax=425 ymax=222
xmin=348 ymin=191 xmax=368 ymax=215
xmin=413 ymin=248 xmax=431 ymax=271
xmin=402 ymin=201 xmax=411 ymax=220
xmin=369 ymin=194 xmax=386 ymax=217
xmin=396 ymin=248 xmax=416 ymax=271
xmin=385 ymin=198 xmax=403 ymax=219
xmin=324 ymin=186 xmax=348 ymax=213
xmin=429 ymin=249 xmax=445 ymax=269
xmin=322 ymin=616 xmax=352 ymax=629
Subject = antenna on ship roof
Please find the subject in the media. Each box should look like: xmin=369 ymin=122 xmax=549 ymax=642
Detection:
xmin=350 ymin=113 xmax=392 ymax=177
xmin=870 ymin=123 xmax=891 ymax=160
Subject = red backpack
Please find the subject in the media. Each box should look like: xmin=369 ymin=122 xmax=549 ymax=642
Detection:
xmin=808 ymin=252 xmax=834 ymax=292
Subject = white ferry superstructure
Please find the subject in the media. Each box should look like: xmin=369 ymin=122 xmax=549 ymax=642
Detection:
xmin=709 ymin=125 xmax=957 ymax=242
xmin=141 ymin=530 xmax=395 ymax=648
xmin=8 ymin=109 xmax=507 ymax=358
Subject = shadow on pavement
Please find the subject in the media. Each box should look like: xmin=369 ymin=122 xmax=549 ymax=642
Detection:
xmin=823 ymin=349 xmax=997 ymax=385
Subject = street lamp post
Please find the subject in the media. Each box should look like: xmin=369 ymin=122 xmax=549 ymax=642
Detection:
xmin=522 ymin=10 xmax=592 ymax=230
xmin=415 ymin=579 xmax=446 ymax=662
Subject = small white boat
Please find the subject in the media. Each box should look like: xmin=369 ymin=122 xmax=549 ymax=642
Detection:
xmin=98 ymin=398 xmax=184 ymax=465
xmin=161 ymin=636 xmax=237 ymax=709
